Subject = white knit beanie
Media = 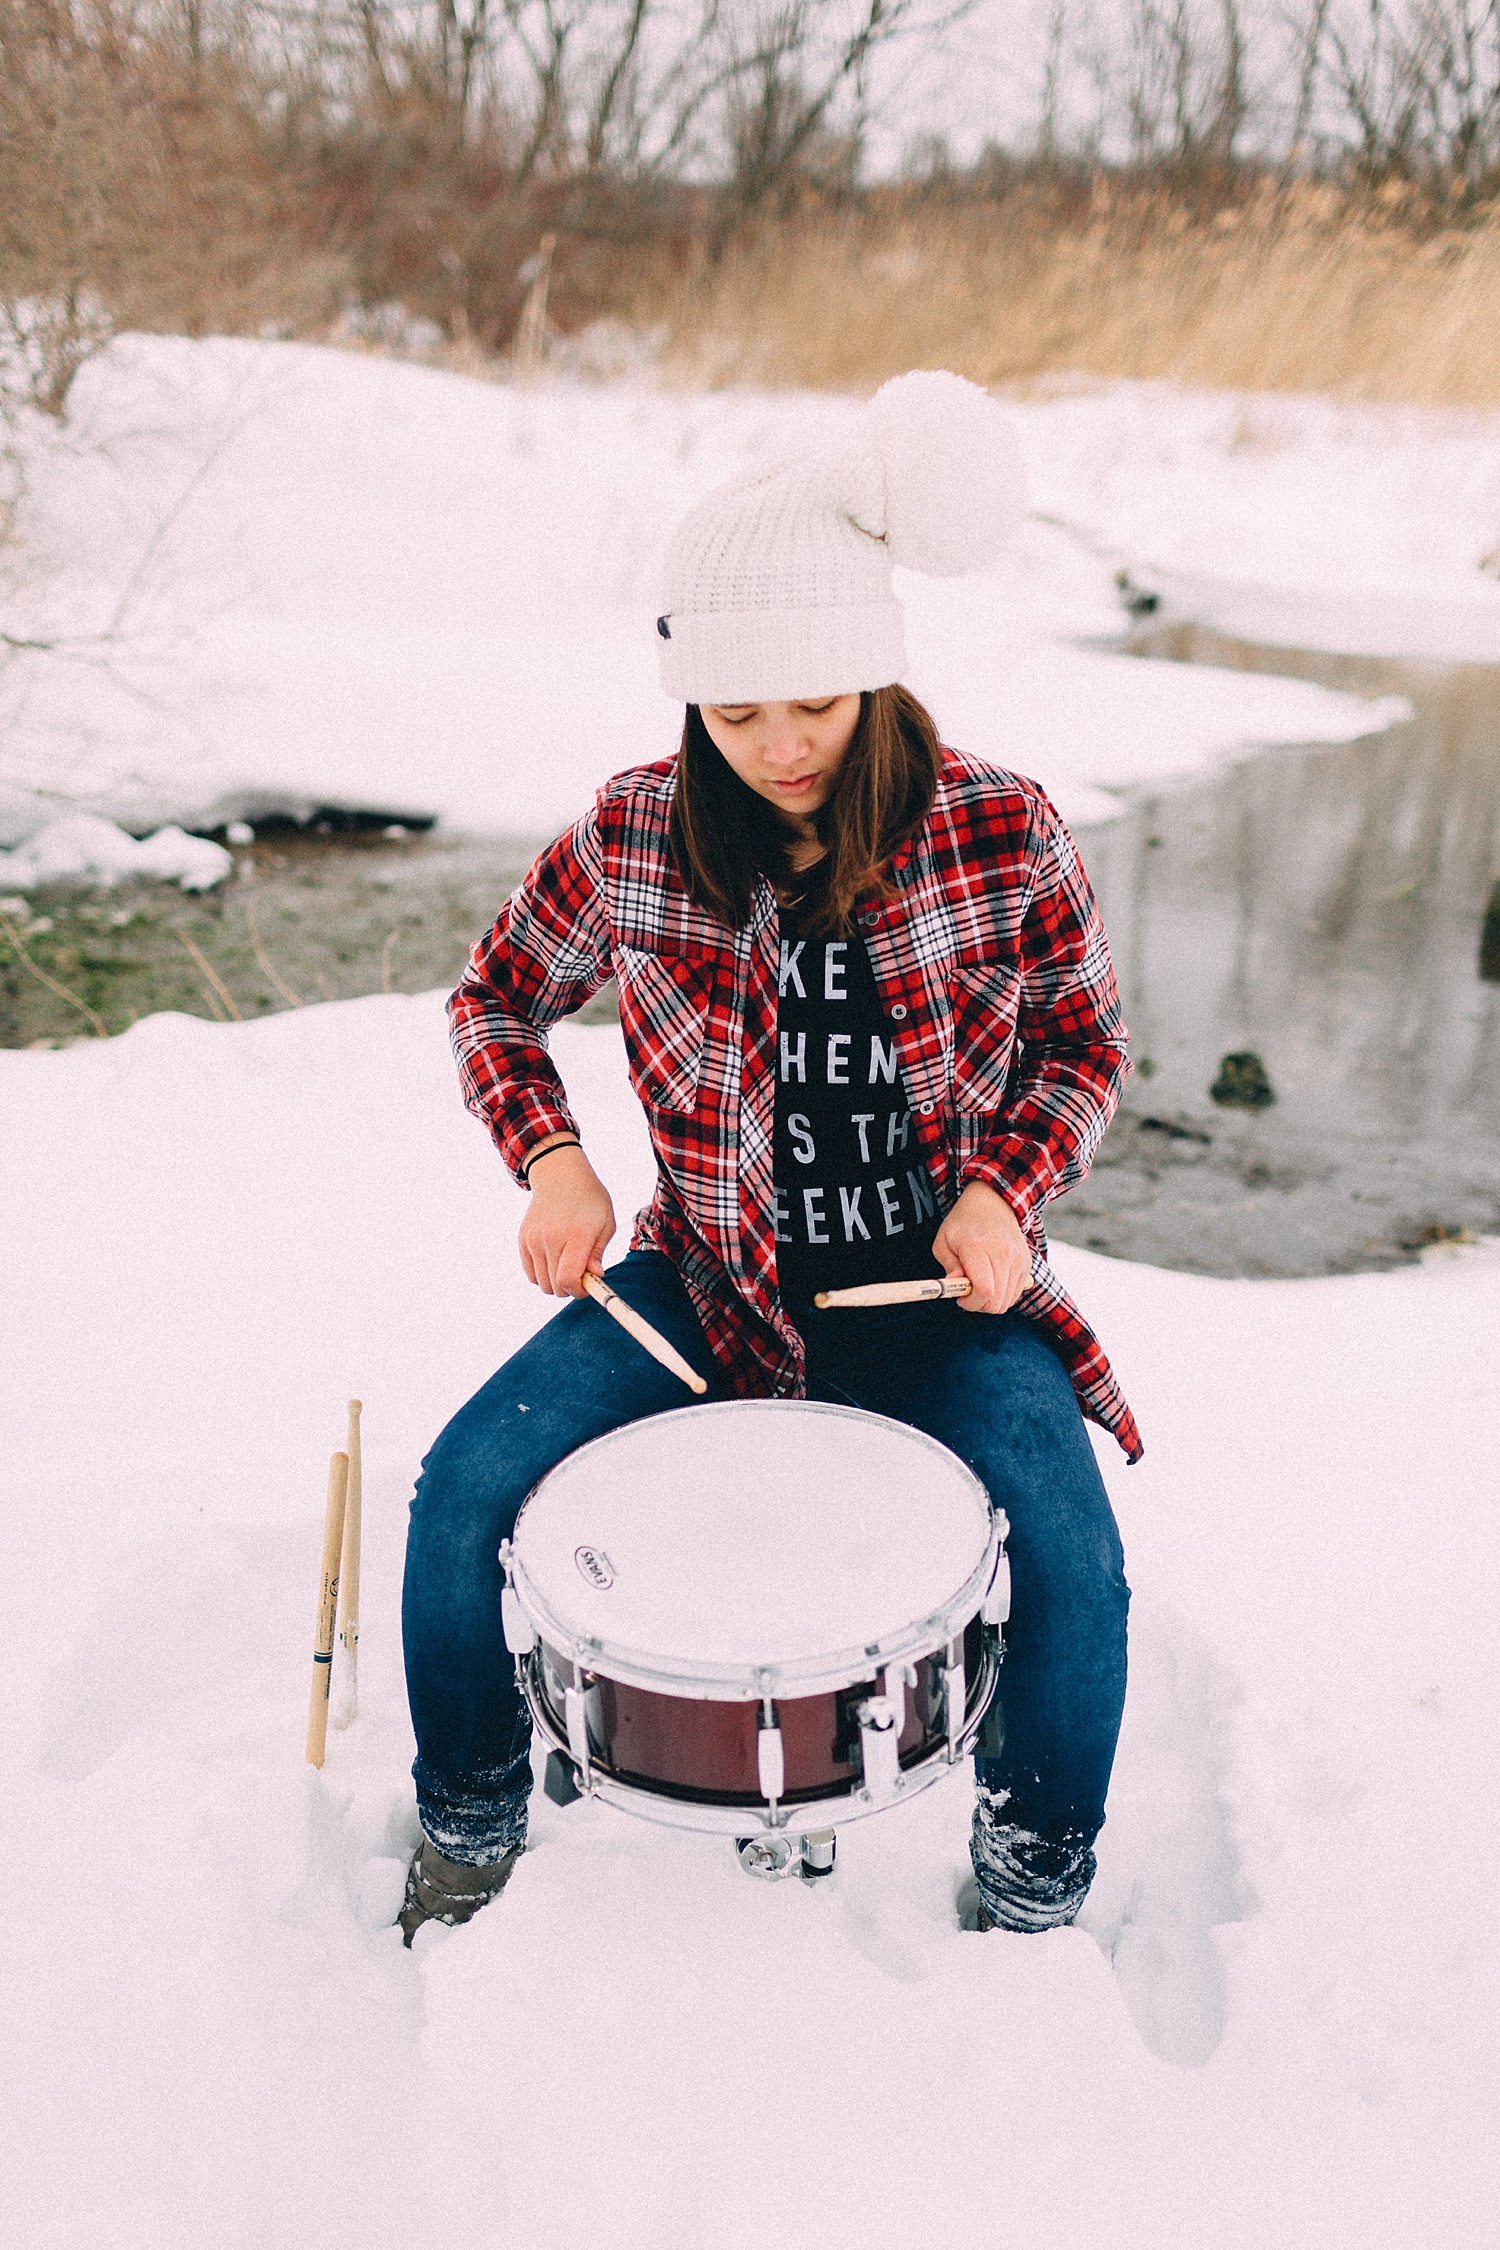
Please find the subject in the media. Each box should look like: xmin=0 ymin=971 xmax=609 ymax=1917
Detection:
xmin=656 ymin=370 xmax=1024 ymax=705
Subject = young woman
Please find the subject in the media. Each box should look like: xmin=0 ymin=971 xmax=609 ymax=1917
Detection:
xmin=399 ymin=373 xmax=1140 ymax=1944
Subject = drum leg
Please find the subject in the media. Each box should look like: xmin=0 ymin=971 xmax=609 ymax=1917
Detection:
xmin=800 ymin=1829 xmax=837 ymax=1880
xmin=735 ymin=1834 xmax=798 ymax=1880
xmin=544 ymin=1749 xmax=582 ymax=1806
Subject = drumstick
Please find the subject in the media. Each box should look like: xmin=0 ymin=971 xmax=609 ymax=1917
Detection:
xmin=583 ymin=1271 xmax=708 ymax=1395
xmin=332 ymin=1399 xmax=361 ymax=1731
xmin=306 ymin=1449 xmax=348 ymax=1768
xmin=813 ymin=1275 xmax=974 ymax=1310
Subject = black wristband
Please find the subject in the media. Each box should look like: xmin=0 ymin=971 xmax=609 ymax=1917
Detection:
xmin=521 ymin=1137 xmax=581 ymax=1182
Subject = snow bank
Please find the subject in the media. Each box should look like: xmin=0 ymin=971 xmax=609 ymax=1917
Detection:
xmin=0 ymin=337 xmax=1410 ymax=850
xmin=3 ymin=991 xmax=1496 ymax=2247
xmin=1024 ymin=380 xmax=1500 ymax=662
xmin=0 ymin=812 xmax=231 ymax=891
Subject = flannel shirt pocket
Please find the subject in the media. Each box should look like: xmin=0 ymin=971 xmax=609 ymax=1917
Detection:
xmin=949 ymin=960 xmax=1020 ymax=1114
xmin=615 ymin=945 xmax=715 ymax=1113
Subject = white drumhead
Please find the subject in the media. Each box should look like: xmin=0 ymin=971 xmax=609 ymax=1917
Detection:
xmin=509 ymin=1401 xmax=995 ymax=1696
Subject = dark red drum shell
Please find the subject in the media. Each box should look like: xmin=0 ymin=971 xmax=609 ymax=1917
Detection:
xmin=538 ymin=1617 xmax=986 ymax=1807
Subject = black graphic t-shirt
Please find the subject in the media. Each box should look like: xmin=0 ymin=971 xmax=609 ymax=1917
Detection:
xmin=772 ymin=911 xmax=941 ymax=1303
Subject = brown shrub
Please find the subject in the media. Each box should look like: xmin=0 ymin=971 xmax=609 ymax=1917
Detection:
xmin=0 ymin=0 xmax=349 ymax=405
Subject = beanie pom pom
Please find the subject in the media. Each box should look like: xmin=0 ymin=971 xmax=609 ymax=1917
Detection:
xmin=865 ymin=370 xmax=1025 ymax=577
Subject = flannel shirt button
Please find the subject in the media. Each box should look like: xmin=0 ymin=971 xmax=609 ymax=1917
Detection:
xmin=919 ymin=1100 xmax=934 ymax=1115
xmin=859 ymin=911 xmax=879 ymax=928
xmin=890 ymin=1003 xmax=908 ymax=1020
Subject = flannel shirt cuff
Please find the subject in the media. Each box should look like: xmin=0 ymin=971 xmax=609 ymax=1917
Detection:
xmin=958 ymin=1139 xmax=1059 ymax=1229
xmin=492 ymin=1088 xmax=583 ymax=1189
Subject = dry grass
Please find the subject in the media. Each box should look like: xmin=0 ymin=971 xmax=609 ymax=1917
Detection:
xmin=651 ymin=188 xmax=1500 ymax=408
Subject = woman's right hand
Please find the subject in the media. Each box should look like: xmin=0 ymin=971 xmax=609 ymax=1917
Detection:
xmin=518 ymin=1144 xmax=617 ymax=1297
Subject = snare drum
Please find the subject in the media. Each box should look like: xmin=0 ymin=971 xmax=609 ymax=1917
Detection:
xmin=499 ymin=1400 xmax=1010 ymax=1837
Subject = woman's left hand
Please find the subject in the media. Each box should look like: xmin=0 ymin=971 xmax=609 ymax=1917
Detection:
xmin=931 ymin=1181 xmax=1034 ymax=1314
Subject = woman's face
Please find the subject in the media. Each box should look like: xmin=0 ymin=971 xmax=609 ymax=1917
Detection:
xmin=698 ymin=695 xmax=862 ymax=828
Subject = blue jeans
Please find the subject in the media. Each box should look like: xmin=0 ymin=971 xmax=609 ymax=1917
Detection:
xmin=402 ymin=1251 xmax=1129 ymax=1928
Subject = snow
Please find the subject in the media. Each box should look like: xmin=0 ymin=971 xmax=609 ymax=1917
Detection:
xmin=0 ymin=336 xmax=1425 ymax=851
xmin=1025 ymin=381 xmax=1500 ymax=662
xmin=0 ymin=811 xmax=231 ymax=891
xmin=4 ymin=991 xmax=1498 ymax=2247
xmin=4 ymin=331 xmax=1498 ymax=2240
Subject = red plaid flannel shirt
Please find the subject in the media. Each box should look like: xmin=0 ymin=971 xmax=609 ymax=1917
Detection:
xmin=451 ymin=748 xmax=1143 ymax=1462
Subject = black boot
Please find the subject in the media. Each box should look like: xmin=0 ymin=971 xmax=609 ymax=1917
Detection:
xmin=398 ymin=1838 xmax=521 ymax=1946
xmin=962 ymin=1807 xmax=1097 ymax=1933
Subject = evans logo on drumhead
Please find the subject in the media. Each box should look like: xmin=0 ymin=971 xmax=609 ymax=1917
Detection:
xmin=574 ymin=1545 xmax=616 ymax=1590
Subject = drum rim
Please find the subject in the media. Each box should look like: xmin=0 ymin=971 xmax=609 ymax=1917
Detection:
xmin=507 ymin=1399 xmax=1000 ymax=1699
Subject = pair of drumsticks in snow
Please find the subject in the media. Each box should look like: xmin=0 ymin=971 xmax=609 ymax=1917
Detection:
xmin=307 ymin=1399 xmax=362 ymax=1768
xmin=581 ymin=1269 xmax=973 ymax=1394
xmin=304 ymin=1277 xmax=970 ymax=1762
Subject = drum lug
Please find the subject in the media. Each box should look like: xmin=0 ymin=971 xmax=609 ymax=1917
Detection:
xmin=881 ymin=1661 xmax=913 ymax=1736
xmin=498 ymin=1543 xmax=537 ymax=1659
xmin=757 ymin=1690 xmax=787 ymax=1824
xmin=564 ymin=1677 xmax=593 ymax=1790
xmin=500 ymin=1585 xmax=535 ymax=1657
xmin=757 ymin=1721 xmax=785 ymax=1805
xmin=855 ymin=1695 xmax=901 ymax=1803
xmin=942 ymin=1639 xmax=966 ymax=1762
xmin=982 ymin=1523 xmax=1011 ymax=1628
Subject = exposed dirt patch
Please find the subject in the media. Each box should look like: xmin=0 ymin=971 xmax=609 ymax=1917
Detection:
xmin=1 ymin=827 xmax=621 ymax=1047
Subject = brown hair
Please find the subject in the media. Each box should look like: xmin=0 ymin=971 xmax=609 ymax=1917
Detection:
xmin=668 ymin=684 xmax=942 ymax=936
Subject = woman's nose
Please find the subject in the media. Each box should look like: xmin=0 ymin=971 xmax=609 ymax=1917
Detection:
xmin=761 ymin=728 xmax=808 ymax=766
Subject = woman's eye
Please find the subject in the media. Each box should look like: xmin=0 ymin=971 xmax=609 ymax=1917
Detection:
xmin=798 ymin=701 xmax=836 ymax=715
xmin=717 ymin=710 xmax=756 ymax=726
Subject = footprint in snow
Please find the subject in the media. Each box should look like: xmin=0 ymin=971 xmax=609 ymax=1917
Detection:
xmin=1079 ymin=1602 xmax=1253 ymax=2068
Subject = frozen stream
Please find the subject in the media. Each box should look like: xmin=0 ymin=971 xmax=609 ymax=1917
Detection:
xmin=1050 ymin=631 xmax=1500 ymax=1274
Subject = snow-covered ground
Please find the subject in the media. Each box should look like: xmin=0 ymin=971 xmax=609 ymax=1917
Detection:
xmin=1025 ymin=380 xmax=1500 ymax=663
xmin=5 ymin=340 xmax=1499 ymax=2241
xmin=3 ymin=993 xmax=1497 ymax=2247
xmin=2 ymin=334 xmax=1459 ymax=854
